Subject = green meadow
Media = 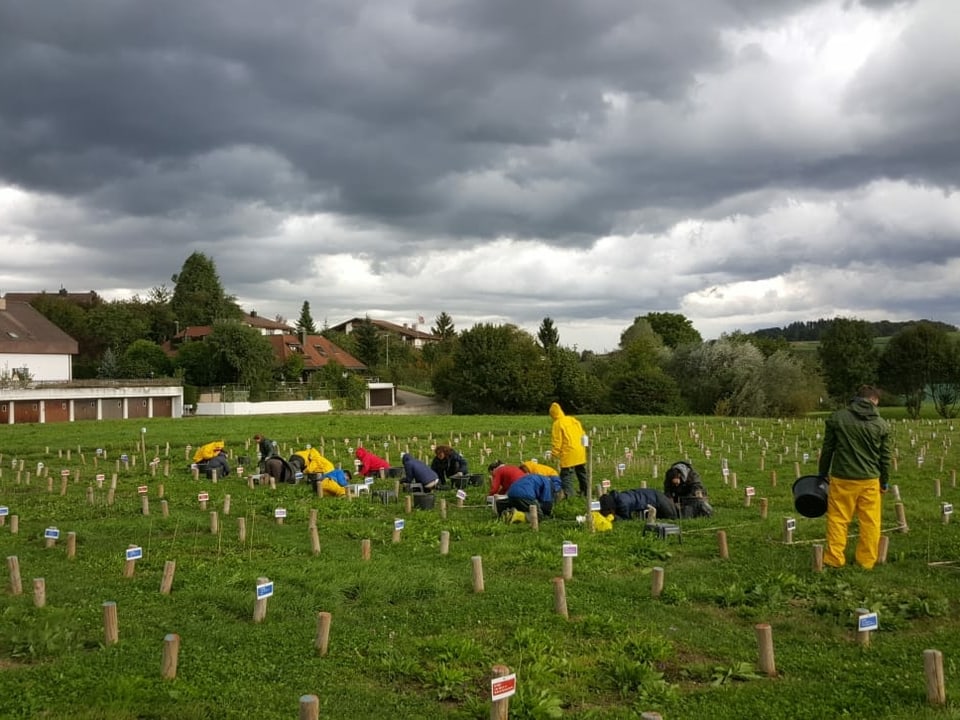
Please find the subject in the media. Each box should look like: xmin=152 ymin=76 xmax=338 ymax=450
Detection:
xmin=1 ymin=413 xmax=959 ymax=719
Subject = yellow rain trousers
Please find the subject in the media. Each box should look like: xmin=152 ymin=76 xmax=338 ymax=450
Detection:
xmin=319 ymin=478 xmax=346 ymax=497
xmin=824 ymin=476 xmax=882 ymax=569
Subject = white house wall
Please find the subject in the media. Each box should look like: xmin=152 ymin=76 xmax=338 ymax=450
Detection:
xmin=1 ymin=353 xmax=71 ymax=381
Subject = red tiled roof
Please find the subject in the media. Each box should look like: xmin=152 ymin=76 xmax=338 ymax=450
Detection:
xmin=266 ymin=334 xmax=366 ymax=372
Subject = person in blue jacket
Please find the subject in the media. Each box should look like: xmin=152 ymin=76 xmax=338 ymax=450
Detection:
xmin=401 ymin=453 xmax=440 ymax=492
xmin=505 ymin=473 xmax=562 ymax=517
xmin=599 ymin=488 xmax=678 ymax=521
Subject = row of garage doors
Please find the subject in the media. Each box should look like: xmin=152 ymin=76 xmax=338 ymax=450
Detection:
xmin=0 ymin=397 xmax=175 ymax=424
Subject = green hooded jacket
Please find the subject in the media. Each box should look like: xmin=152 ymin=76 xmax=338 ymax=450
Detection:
xmin=818 ymin=397 xmax=891 ymax=486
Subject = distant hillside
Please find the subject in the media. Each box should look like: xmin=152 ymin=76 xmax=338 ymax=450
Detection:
xmin=749 ymin=318 xmax=958 ymax=342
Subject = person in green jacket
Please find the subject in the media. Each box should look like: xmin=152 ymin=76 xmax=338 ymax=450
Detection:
xmin=818 ymin=385 xmax=891 ymax=570
xmin=549 ymin=402 xmax=588 ymax=498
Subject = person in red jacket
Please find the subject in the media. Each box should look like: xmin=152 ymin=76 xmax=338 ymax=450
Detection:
xmin=488 ymin=460 xmax=525 ymax=495
xmin=355 ymin=447 xmax=391 ymax=477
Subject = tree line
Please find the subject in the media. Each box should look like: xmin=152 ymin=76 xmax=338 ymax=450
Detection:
xmin=23 ymin=252 xmax=960 ymax=418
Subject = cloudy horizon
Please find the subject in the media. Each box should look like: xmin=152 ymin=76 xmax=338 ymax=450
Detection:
xmin=1 ymin=0 xmax=958 ymax=352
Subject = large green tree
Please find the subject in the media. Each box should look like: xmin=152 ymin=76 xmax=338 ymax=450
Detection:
xmin=624 ymin=312 xmax=702 ymax=349
xmin=432 ymin=312 xmax=456 ymax=340
xmin=296 ymin=301 xmax=317 ymax=335
xmin=170 ymin=252 xmax=243 ymax=326
xmin=879 ymin=322 xmax=959 ymax=418
xmin=432 ymin=323 xmax=551 ymax=413
xmin=352 ymin=317 xmax=381 ymax=368
xmin=118 ymin=339 xmax=173 ymax=379
xmin=537 ymin=317 xmax=560 ymax=349
xmin=817 ymin=317 xmax=878 ymax=402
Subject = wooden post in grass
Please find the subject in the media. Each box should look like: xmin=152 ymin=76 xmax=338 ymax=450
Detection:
xmin=651 ymin=567 xmax=665 ymax=598
xmin=924 ymin=649 xmax=946 ymax=706
xmin=361 ymin=539 xmax=371 ymax=561
xmin=717 ymin=530 xmax=729 ymax=560
xmin=895 ymin=502 xmax=909 ymax=533
xmin=309 ymin=509 xmax=318 ymax=528
xmin=141 ymin=494 xmax=150 ymax=516
xmin=66 ymin=532 xmax=77 ymax=559
xmin=253 ymin=577 xmax=270 ymax=623
xmin=87 ymin=486 xmax=95 ymax=505
xmin=877 ymin=535 xmax=889 ymax=564
xmin=755 ymin=623 xmax=776 ymax=676
xmin=161 ymin=633 xmax=180 ymax=680
xmin=404 ymin=495 xmax=412 ymax=514
xmin=439 ymin=498 xmax=447 ymax=520
xmin=299 ymin=694 xmax=320 ymax=720
xmin=934 ymin=478 xmax=941 ymax=498
xmin=238 ymin=517 xmax=247 ymax=544
xmin=210 ymin=511 xmax=219 ymax=535
xmin=553 ymin=577 xmax=568 ymax=619
xmin=782 ymin=518 xmax=794 ymax=544
xmin=856 ymin=608 xmax=872 ymax=647
xmin=528 ymin=504 xmax=539 ymax=531
xmin=160 ymin=561 xmax=176 ymax=595
xmin=471 ymin=556 xmax=484 ymax=593
xmin=759 ymin=497 xmax=768 ymax=519
xmin=813 ymin=545 xmax=824 ymax=572
xmin=440 ymin=530 xmax=450 ymax=556
xmin=490 ymin=664 xmax=512 ymax=720
xmin=7 ymin=556 xmax=22 ymax=595
xmin=315 ymin=612 xmax=332 ymax=656
xmin=223 ymin=494 xmax=231 ymax=516
xmin=123 ymin=546 xmax=137 ymax=578
xmin=103 ymin=601 xmax=119 ymax=646
xmin=161 ymin=500 xmax=169 ymax=518
xmin=33 ymin=578 xmax=46 ymax=608
xmin=770 ymin=470 xmax=777 ymax=488
xmin=9 ymin=516 xmax=17 ymax=534
xmin=952 ymin=469 xmax=957 ymax=488
xmin=309 ymin=525 xmax=321 ymax=556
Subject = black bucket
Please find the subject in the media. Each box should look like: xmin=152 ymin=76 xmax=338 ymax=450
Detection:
xmin=412 ymin=493 xmax=436 ymax=510
xmin=793 ymin=475 xmax=829 ymax=518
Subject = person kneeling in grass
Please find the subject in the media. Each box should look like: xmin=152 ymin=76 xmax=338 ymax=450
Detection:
xmin=599 ymin=488 xmax=678 ymax=521
xmin=504 ymin=473 xmax=562 ymax=518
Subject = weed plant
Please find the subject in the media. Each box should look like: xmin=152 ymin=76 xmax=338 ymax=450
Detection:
xmin=0 ymin=414 xmax=959 ymax=718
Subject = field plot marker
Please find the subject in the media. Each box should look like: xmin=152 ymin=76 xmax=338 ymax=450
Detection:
xmin=315 ymin=612 xmax=332 ymax=656
xmin=299 ymin=694 xmax=319 ymax=720
xmin=754 ymin=623 xmax=776 ymax=676
xmin=924 ymin=649 xmax=946 ymax=706
xmin=471 ymin=556 xmax=484 ymax=593
xmin=161 ymin=633 xmax=180 ymax=680
xmin=103 ymin=601 xmax=119 ymax=645
xmin=7 ymin=556 xmax=22 ymax=595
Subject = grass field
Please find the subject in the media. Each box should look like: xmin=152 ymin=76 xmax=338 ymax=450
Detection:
xmin=1 ymin=413 xmax=959 ymax=719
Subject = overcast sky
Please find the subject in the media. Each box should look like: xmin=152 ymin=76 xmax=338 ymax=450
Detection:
xmin=1 ymin=0 xmax=958 ymax=352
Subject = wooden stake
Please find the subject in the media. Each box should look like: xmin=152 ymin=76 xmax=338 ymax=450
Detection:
xmin=856 ymin=608 xmax=871 ymax=647
xmin=66 ymin=531 xmax=77 ymax=559
xmin=161 ymin=633 xmax=180 ymax=680
xmin=924 ymin=649 xmax=946 ymax=706
xmin=298 ymin=695 xmax=319 ymax=720
xmin=528 ymin=504 xmax=539 ymax=531
xmin=490 ymin=664 xmax=512 ymax=720
xmin=877 ymin=535 xmax=889 ymax=564
xmin=439 ymin=530 xmax=450 ymax=556
xmin=210 ymin=511 xmax=219 ymax=535
xmin=315 ymin=612 xmax=332 ymax=656
xmin=253 ymin=576 xmax=270 ymax=623
xmin=160 ymin=560 xmax=176 ymax=595
xmin=812 ymin=544 xmax=824 ymax=573
xmin=562 ymin=555 xmax=573 ymax=581
xmin=759 ymin=497 xmax=768 ymax=519
xmin=717 ymin=530 xmax=729 ymax=560
xmin=223 ymin=494 xmax=231 ymax=515
xmin=755 ymin=623 xmax=776 ymax=676
xmin=439 ymin=498 xmax=447 ymax=519
xmin=651 ymin=566 xmax=665 ymax=598
xmin=238 ymin=517 xmax=247 ymax=544
xmin=471 ymin=556 xmax=484 ymax=593
xmin=161 ymin=500 xmax=169 ymax=518
xmin=553 ymin=577 xmax=569 ymax=618
xmin=7 ymin=556 xmax=22 ymax=595
xmin=103 ymin=601 xmax=119 ymax=646
xmin=32 ymin=578 xmax=46 ymax=607
xmin=895 ymin=502 xmax=909 ymax=533
xmin=361 ymin=538 xmax=371 ymax=561
xmin=310 ymin=526 xmax=321 ymax=556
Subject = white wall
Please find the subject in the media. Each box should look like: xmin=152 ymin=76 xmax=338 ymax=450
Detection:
xmin=1 ymin=354 xmax=72 ymax=382
xmin=195 ymin=399 xmax=333 ymax=416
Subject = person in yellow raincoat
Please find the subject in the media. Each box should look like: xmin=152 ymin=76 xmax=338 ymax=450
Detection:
xmin=520 ymin=459 xmax=558 ymax=476
xmin=818 ymin=385 xmax=891 ymax=570
xmin=291 ymin=447 xmax=335 ymax=476
xmin=193 ymin=440 xmax=225 ymax=464
xmin=549 ymin=402 xmax=587 ymax=497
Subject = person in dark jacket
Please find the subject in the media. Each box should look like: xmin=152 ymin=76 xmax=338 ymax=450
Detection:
xmin=254 ymin=434 xmax=277 ymax=472
xmin=401 ymin=453 xmax=440 ymax=492
xmin=431 ymin=445 xmax=469 ymax=485
xmin=599 ymin=488 xmax=678 ymax=521
xmin=505 ymin=473 xmax=562 ymax=517
xmin=818 ymin=384 xmax=891 ymax=570
xmin=263 ymin=455 xmax=297 ymax=484
xmin=201 ymin=449 xmax=231 ymax=480
xmin=664 ymin=461 xmax=713 ymax=518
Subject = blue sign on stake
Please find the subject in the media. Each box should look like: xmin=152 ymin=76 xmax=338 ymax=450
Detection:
xmin=125 ymin=546 xmax=143 ymax=561
xmin=256 ymin=581 xmax=274 ymax=600
xmin=394 ymin=518 xmax=405 ymax=531
xmin=0 ymin=506 xmax=8 ymax=517
xmin=44 ymin=527 xmax=60 ymax=540
xmin=858 ymin=612 xmax=879 ymax=632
